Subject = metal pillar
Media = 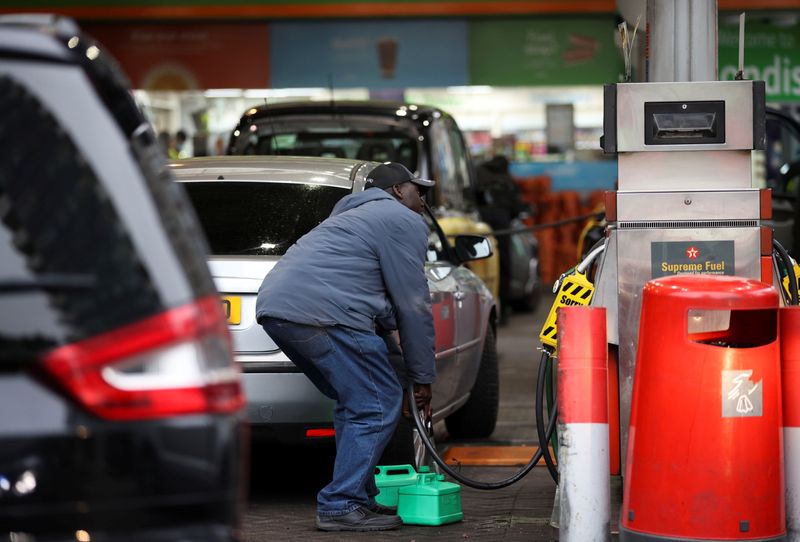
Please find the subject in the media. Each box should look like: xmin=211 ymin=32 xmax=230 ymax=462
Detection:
xmin=647 ymin=0 xmax=718 ymax=82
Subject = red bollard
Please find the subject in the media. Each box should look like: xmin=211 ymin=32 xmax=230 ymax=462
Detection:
xmin=621 ymin=275 xmax=784 ymax=541
xmin=557 ymin=306 xmax=609 ymax=542
xmin=782 ymin=307 xmax=800 ymax=542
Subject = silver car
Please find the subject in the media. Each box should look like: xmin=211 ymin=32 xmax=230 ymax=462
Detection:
xmin=170 ymin=156 xmax=499 ymax=446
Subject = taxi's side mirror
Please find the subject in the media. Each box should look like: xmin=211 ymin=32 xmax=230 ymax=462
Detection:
xmin=453 ymin=235 xmax=493 ymax=263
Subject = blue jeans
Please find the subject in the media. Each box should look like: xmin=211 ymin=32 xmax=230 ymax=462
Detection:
xmin=261 ymin=317 xmax=402 ymax=516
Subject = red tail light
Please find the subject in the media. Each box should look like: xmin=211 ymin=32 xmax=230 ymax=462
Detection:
xmin=41 ymin=295 xmax=244 ymax=421
xmin=305 ymin=428 xmax=336 ymax=438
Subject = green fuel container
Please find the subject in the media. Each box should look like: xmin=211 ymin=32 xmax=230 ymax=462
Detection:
xmin=397 ymin=471 xmax=463 ymax=526
xmin=374 ymin=464 xmax=418 ymax=508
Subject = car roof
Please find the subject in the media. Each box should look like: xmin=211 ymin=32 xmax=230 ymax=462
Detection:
xmin=240 ymin=100 xmax=447 ymax=122
xmin=169 ymin=155 xmax=378 ymax=189
xmin=0 ymin=15 xmax=83 ymax=62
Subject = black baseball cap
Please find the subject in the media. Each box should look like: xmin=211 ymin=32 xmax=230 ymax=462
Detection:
xmin=365 ymin=162 xmax=435 ymax=194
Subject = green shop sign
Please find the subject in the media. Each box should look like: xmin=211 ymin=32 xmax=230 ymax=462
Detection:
xmin=469 ymin=17 xmax=623 ymax=86
xmin=719 ymin=21 xmax=800 ymax=102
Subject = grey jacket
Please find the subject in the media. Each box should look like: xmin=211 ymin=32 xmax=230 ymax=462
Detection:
xmin=255 ymin=188 xmax=436 ymax=385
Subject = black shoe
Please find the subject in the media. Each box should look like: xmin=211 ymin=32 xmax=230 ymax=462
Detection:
xmin=369 ymin=502 xmax=398 ymax=515
xmin=316 ymin=505 xmax=402 ymax=532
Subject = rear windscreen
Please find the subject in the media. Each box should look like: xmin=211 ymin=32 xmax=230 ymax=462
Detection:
xmin=237 ymin=117 xmax=419 ymax=173
xmin=183 ymin=182 xmax=350 ymax=256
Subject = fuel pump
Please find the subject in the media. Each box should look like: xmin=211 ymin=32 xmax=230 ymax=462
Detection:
xmin=597 ymin=78 xmax=770 ymax=472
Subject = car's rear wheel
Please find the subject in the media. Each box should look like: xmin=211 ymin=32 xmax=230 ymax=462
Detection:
xmin=511 ymin=284 xmax=541 ymax=312
xmin=445 ymin=325 xmax=499 ymax=439
xmin=378 ymin=417 xmax=416 ymax=466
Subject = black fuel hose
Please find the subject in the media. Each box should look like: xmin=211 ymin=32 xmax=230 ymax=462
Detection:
xmin=406 ymin=352 xmax=558 ymax=490
xmin=774 ymin=238 xmax=799 ymax=305
xmin=535 ymin=349 xmax=559 ymax=483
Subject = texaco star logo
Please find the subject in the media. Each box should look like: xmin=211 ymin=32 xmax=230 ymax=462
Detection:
xmin=686 ymin=246 xmax=699 ymax=259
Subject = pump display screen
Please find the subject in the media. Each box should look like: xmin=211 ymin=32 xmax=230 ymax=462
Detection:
xmin=644 ymin=100 xmax=725 ymax=145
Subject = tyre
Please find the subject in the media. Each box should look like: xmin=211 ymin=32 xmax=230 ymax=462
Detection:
xmin=511 ymin=283 xmax=541 ymax=312
xmin=445 ymin=325 xmax=499 ymax=439
xmin=378 ymin=417 xmax=416 ymax=467
xmin=378 ymin=414 xmax=440 ymax=471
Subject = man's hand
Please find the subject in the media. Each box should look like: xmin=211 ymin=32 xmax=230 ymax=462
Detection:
xmin=403 ymin=382 xmax=432 ymax=420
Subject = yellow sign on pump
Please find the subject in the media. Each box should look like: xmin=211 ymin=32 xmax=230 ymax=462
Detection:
xmin=538 ymin=271 xmax=595 ymax=348
xmin=782 ymin=261 xmax=800 ymax=303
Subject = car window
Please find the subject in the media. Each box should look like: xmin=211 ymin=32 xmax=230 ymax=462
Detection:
xmin=765 ymin=108 xmax=800 ymax=256
xmin=766 ymin=109 xmax=800 ymax=194
xmin=446 ymin=117 xmax=476 ymax=210
xmin=429 ymin=118 xmax=466 ymax=211
xmin=244 ymin=117 xmax=419 ymax=172
xmin=0 ymin=76 xmax=164 ymax=354
xmin=423 ymin=210 xmax=452 ymax=263
xmin=182 ymin=181 xmax=349 ymax=256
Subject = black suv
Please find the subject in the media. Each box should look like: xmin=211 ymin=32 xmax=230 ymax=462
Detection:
xmin=228 ymin=101 xmax=478 ymax=214
xmin=0 ymin=15 xmax=246 ymax=541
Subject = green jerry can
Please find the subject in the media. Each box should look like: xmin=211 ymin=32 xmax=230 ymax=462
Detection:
xmin=397 ymin=470 xmax=463 ymax=526
xmin=374 ymin=464 xmax=418 ymax=508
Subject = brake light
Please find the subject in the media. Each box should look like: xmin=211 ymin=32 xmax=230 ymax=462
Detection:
xmin=41 ymin=295 xmax=244 ymax=421
xmin=305 ymin=428 xmax=336 ymax=438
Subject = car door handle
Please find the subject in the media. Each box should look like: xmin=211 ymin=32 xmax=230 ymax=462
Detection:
xmin=454 ymin=291 xmax=466 ymax=301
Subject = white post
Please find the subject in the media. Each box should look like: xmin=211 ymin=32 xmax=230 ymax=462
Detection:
xmin=557 ymin=306 xmax=610 ymax=542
